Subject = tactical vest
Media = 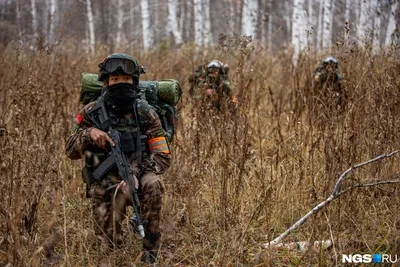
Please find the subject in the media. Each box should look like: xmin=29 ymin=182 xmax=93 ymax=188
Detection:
xmin=82 ymin=98 xmax=151 ymax=184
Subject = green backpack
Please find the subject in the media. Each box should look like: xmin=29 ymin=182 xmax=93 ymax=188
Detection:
xmin=80 ymin=73 xmax=182 ymax=142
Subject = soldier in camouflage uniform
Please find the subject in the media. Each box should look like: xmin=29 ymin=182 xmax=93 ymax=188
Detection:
xmin=66 ymin=53 xmax=171 ymax=265
xmin=189 ymin=60 xmax=239 ymax=113
xmin=312 ymin=56 xmax=343 ymax=108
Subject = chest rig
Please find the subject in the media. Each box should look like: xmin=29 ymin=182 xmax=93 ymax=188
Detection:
xmin=82 ymin=98 xmax=150 ymax=184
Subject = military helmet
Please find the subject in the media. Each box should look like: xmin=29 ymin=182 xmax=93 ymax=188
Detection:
xmin=206 ymin=60 xmax=228 ymax=75
xmin=98 ymin=53 xmax=141 ymax=82
xmin=322 ymin=56 xmax=339 ymax=68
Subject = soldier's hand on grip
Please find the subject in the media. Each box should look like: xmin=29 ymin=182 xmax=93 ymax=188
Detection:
xmin=90 ymin=128 xmax=115 ymax=149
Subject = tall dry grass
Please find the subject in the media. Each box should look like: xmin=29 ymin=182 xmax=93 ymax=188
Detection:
xmin=0 ymin=39 xmax=399 ymax=266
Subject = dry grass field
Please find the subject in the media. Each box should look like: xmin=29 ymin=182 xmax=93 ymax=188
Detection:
xmin=0 ymin=38 xmax=400 ymax=266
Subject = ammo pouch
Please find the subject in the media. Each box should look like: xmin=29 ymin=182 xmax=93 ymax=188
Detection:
xmin=120 ymin=133 xmax=148 ymax=156
xmin=120 ymin=133 xmax=147 ymax=159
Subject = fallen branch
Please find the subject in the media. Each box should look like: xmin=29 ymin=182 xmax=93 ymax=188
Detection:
xmin=264 ymin=150 xmax=400 ymax=249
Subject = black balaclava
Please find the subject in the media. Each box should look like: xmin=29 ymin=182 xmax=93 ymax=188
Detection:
xmin=104 ymin=83 xmax=138 ymax=115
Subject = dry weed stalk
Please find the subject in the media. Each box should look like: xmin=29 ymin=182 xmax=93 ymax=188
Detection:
xmin=264 ymin=150 xmax=400 ymax=249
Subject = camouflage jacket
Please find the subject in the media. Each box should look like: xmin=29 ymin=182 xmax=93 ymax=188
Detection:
xmin=188 ymin=66 xmax=238 ymax=112
xmin=65 ymin=100 xmax=172 ymax=179
xmin=312 ymin=66 xmax=342 ymax=93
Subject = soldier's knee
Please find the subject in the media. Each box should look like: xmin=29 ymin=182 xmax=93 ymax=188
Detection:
xmin=141 ymin=173 xmax=164 ymax=196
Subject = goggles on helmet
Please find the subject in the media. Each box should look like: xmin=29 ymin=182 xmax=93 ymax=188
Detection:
xmin=99 ymin=58 xmax=140 ymax=76
xmin=207 ymin=61 xmax=222 ymax=70
xmin=323 ymin=56 xmax=338 ymax=65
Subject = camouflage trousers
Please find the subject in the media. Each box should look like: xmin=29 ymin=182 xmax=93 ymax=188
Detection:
xmin=87 ymin=170 xmax=164 ymax=254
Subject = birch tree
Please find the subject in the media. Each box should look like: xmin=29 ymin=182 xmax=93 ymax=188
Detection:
xmin=344 ymin=0 xmax=351 ymax=42
xmin=86 ymin=0 xmax=95 ymax=55
xmin=241 ymin=0 xmax=258 ymax=37
xmin=140 ymin=0 xmax=153 ymax=51
xmin=322 ymin=0 xmax=332 ymax=50
xmin=229 ymin=0 xmax=235 ymax=33
xmin=328 ymin=0 xmax=336 ymax=45
xmin=385 ymin=0 xmax=398 ymax=46
xmin=317 ymin=0 xmax=324 ymax=50
xmin=307 ymin=0 xmax=313 ymax=47
xmin=372 ymin=0 xmax=381 ymax=53
xmin=193 ymin=0 xmax=211 ymax=47
xmin=166 ymin=0 xmax=182 ymax=44
xmin=49 ymin=0 xmax=56 ymax=42
xmin=291 ymin=0 xmax=308 ymax=62
xmin=203 ymin=0 xmax=211 ymax=44
xmin=31 ymin=0 xmax=39 ymax=39
xmin=358 ymin=0 xmax=372 ymax=44
xmin=116 ymin=0 xmax=123 ymax=47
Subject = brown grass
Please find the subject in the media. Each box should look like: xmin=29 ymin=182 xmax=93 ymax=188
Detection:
xmin=0 ymin=39 xmax=400 ymax=266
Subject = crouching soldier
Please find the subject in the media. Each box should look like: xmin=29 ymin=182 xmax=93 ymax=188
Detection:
xmin=312 ymin=56 xmax=343 ymax=108
xmin=65 ymin=53 xmax=171 ymax=265
xmin=189 ymin=60 xmax=239 ymax=114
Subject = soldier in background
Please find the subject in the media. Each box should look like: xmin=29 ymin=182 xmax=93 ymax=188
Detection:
xmin=312 ymin=56 xmax=343 ymax=108
xmin=189 ymin=60 xmax=239 ymax=114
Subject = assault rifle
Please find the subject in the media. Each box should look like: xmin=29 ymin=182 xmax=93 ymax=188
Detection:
xmin=87 ymin=98 xmax=145 ymax=238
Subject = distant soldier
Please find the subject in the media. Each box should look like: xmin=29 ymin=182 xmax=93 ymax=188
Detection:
xmin=189 ymin=60 xmax=239 ymax=114
xmin=312 ymin=56 xmax=343 ymax=107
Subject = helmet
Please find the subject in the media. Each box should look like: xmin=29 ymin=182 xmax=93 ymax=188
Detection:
xmin=98 ymin=53 xmax=141 ymax=82
xmin=206 ymin=60 xmax=226 ymax=76
xmin=322 ymin=56 xmax=338 ymax=68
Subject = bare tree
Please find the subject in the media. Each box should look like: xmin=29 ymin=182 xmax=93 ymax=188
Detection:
xmin=372 ymin=0 xmax=381 ymax=54
xmin=193 ymin=0 xmax=211 ymax=46
xmin=141 ymin=0 xmax=154 ymax=51
xmin=344 ymin=0 xmax=351 ymax=42
xmin=316 ymin=0 xmax=323 ymax=50
xmin=31 ymin=0 xmax=39 ymax=40
xmin=49 ymin=0 xmax=56 ymax=42
xmin=86 ymin=0 xmax=95 ymax=55
xmin=116 ymin=0 xmax=123 ymax=48
xmin=358 ymin=0 xmax=372 ymax=44
xmin=166 ymin=0 xmax=182 ymax=44
xmin=241 ymin=0 xmax=258 ymax=37
xmin=385 ymin=0 xmax=398 ymax=46
xmin=322 ymin=0 xmax=332 ymax=49
xmin=292 ymin=0 xmax=308 ymax=62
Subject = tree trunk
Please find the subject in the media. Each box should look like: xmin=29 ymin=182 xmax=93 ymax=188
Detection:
xmin=344 ymin=0 xmax=351 ymax=42
xmin=241 ymin=0 xmax=258 ymax=37
xmin=31 ymin=0 xmax=39 ymax=40
xmin=49 ymin=0 xmax=56 ymax=42
xmin=116 ymin=0 xmax=123 ymax=48
xmin=307 ymin=0 xmax=313 ymax=47
xmin=129 ymin=1 xmax=135 ymax=49
xmin=16 ymin=0 xmax=23 ymax=43
xmin=385 ymin=0 xmax=398 ymax=46
xmin=167 ymin=0 xmax=183 ymax=44
xmin=317 ymin=0 xmax=324 ymax=50
xmin=86 ymin=0 xmax=95 ymax=55
xmin=292 ymin=0 xmax=307 ymax=62
xmin=372 ymin=0 xmax=380 ymax=53
xmin=358 ymin=0 xmax=371 ymax=44
xmin=329 ymin=0 xmax=336 ymax=45
xmin=203 ymin=0 xmax=211 ymax=44
xmin=229 ymin=0 xmax=235 ymax=33
xmin=284 ymin=1 xmax=292 ymax=45
xmin=322 ymin=0 xmax=332 ymax=50
xmin=194 ymin=0 xmax=203 ymax=46
xmin=141 ymin=0 xmax=153 ymax=51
